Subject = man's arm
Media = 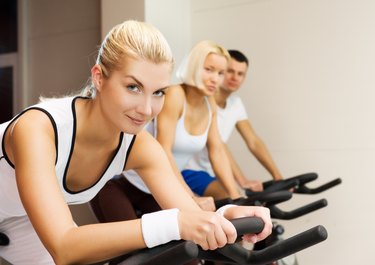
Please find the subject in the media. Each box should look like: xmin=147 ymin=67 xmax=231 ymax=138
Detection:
xmin=222 ymin=143 xmax=263 ymax=191
xmin=236 ymin=119 xmax=283 ymax=180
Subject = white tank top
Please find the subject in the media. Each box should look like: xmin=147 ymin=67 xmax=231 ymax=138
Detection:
xmin=0 ymin=96 xmax=135 ymax=220
xmin=125 ymin=98 xmax=213 ymax=193
xmin=172 ymin=97 xmax=212 ymax=170
xmin=185 ymin=95 xmax=248 ymax=175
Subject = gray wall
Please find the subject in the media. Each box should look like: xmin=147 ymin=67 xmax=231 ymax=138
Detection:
xmin=20 ymin=0 xmax=101 ymax=107
xmin=190 ymin=0 xmax=375 ymax=264
xmin=3 ymin=0 xmax=374 ymax=264
xmin=1 ymin=1 xmax=100 ymax=264
xmin=145 ymin=0 xmax=375 ymax=264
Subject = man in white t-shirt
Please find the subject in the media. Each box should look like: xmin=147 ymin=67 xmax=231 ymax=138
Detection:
xmin=183 ymin=50 xmax=284 ymax=195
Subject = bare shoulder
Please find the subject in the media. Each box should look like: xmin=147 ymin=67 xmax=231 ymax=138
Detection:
xmin=161 ymin=84 xmax=185 ymax=114
xmin=6 ymin=109 xmax=56 ymax=166
xmin=10 ymin=109 xmax=55 ymax=140
xmin=125 ymin=129 xmax=163 ymax=170
xmin=166 ymin=83 xmax=184 ymax=96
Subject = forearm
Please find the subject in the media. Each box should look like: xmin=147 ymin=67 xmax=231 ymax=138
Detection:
xmin=250 ymin=140 xmax=283 ymax=180
xmin=56 ymin=220 xmax=144 ymax=264
xmin=164 ymin=150 xmax=196 ymax=197
xmin=210 ymin=149 xmax=240 ymax=199
xmin=223 ymin=144 xmax=248 ymax=187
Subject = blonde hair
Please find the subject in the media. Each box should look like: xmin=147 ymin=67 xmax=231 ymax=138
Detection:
xmin=176 ymin=40 xmax=230 ymax=89
xmin=82 ymin=20 xmax=174 ymax=98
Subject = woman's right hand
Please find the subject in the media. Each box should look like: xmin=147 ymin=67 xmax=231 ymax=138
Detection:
xmin=178 ymin=211 xmax=236 ymax=251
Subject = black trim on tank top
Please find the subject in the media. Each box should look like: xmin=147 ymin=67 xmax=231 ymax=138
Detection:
xmin=124 ymin=134 xmax=137 ymax=169
xmin=1 ymin=107 xmax=59 ymax=169
xmin=63 ymin=96 xmax=126 ymax=194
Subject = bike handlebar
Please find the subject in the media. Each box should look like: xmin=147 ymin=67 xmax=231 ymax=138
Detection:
xmin=118 ymin=216 xmax=264 ymax=265
xmin=117 ymin=217 xmax=328 ymax=265
xmin=258 ymin=172 xmax=342 ymax=195
xmin=294 ymin=178 xmax=342 ymax=194
xmin=268 ymin=198 xmax=328 ymax=220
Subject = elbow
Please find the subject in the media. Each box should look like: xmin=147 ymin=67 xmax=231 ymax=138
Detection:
xmin=50 ymin=252 xmax=72 ymax=265
xmin=49 ymin=246 xmax=82 ymax=265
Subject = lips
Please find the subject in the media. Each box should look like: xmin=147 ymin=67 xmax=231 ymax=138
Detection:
xmin=128 ymin=115 xmax=146 ymax=126
xmin=206 ymin=85 xmax=217 ymax=92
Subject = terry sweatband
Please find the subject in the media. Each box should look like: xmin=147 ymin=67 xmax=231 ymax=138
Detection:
xmin=216 ymin=204 xmax=236 ymax=216
xmin=141 ymin=208 xmax=181 ymax=248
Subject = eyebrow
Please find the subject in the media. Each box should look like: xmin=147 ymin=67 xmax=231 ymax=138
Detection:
xmin=127 ymin=75 xmax=169 ymax=91
xmin=126 ymin=75 xmax=144 ymax=88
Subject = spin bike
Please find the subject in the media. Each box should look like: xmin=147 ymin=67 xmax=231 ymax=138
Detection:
xmin=246 ymin=172 xmax=341 ymax=265
xmin=114 ymin=216 xmax=328 ymax=265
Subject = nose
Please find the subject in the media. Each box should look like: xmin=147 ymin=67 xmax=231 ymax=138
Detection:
xmin=137 ymin=96 xmax=153 ymax=116
xmin=210 ymin=72 xmax=221 ymax=83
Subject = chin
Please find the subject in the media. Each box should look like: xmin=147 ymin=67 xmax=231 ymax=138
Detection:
xmin=120 ymin=125 xmax=143 ymax=135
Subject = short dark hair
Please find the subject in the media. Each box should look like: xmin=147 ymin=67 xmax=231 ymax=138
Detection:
xmin=228 ymin=50 xmax=249 ymax=66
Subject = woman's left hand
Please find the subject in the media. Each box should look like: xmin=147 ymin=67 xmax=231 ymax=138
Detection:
xmin=223 ymin=205 xmax=272 ymax=243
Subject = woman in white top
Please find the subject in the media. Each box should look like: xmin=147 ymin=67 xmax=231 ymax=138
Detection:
xmin=157 ymin=40 xmax=241 ymax=200
xmin=0 ymin=21 xmax=272 ymax=265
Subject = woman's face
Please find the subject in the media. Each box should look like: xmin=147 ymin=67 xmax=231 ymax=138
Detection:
xmin=200 ymin=53 xmax=227 ymax=96
xmin=96 ymin=57 xmax=171 ymax=134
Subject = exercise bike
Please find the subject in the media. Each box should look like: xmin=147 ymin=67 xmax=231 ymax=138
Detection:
xmin=245 ymin=172 xmax=342 ymax=265
xmin=113 ymin=216 xmax=328 ymax=265
xmin=102 ymin=172 xmax=334 ymax=265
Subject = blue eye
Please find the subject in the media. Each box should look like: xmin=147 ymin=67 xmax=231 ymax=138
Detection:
xmin=127 ymin=84 xmax=140 ymax=92
xmin=153 ymin=90 xmax=166 ymax=97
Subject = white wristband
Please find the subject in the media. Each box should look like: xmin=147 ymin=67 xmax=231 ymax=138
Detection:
xmin=216 ymin=204 xmax=236 ymax=216
xmin=141 ymin=208 xmax=181 ymax=248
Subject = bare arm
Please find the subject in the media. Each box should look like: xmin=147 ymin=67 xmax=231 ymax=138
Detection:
xmin=207 ymin=97 xmax=241 ymax=199
xmin=222 ymin=143 xmax=263 ymax=192
xmin=126 ymin=130 xmax=201 ymax=211
xmin=236 ymin=119 xmax=283 ymax=180
xmin=155 ymin=86 xmax=202 ymax=198
xmin=8 ymin=110 xmax=271 ymax=263
xmin=10 ymin=111 xmax=145 ymax=264
xmin=127 ymin=131 xmax=271 ymax=245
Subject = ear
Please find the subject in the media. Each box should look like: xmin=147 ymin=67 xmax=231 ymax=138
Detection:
xmin=91 ymin=64 xmax=103 ymax=91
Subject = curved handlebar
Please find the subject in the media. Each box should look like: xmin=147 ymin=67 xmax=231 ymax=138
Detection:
xmin=268 ymin=198 xmax=328 ymax=220
xmin=120 ymin=240 xmax=199 ymax=265
xmin=199 ymin=225 xmax=328 ymax=265
xmin=215 ymin=190 xmax=293 ymax=209
xmin=117 ymin=217 xmax=328 ymax=265
xmin=254 ymin=172 xmax=341 ymax=196
xmin=295 ymin=178 xmax=342 ymax=194
xmin=262 ymin=172 xmax=318 ymax=190
xmin=215 ymin=191 xmax=327 ymax=221
xmin=118 ymin=216 xmax=264 ymax=265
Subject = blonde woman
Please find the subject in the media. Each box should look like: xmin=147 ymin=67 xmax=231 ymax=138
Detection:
xmin=0 ymin=21 xmax=271 ymax=265
xmin=156 ymin=40 xmax=241 ymax=200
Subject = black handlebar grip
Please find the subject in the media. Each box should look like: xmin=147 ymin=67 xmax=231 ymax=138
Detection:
xmin=248 ymin=225 xmax=328 ymax=265
xmin=230 ymin=216 xmax=265 ymax=236
xmin=214 ymin=198 xmax=234 ymax=209
xmin=295 ymin=178 xmax=342 ymax=194
xmin=291 ymin=172 xmax=318 ymax=185
xmin=215 ymin=217 xmax=264 ymax=264
xmin=120 ymin=240 xmax=199 ymax=265
xmin=269 ymin=198 xmax=328 ymax=220
xmin=0 ymin=232 xmax=9 ymax=246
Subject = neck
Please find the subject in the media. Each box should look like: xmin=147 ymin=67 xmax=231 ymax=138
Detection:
xmin=76 ymin=98 xmax=120 ymax=145
xmin=215 ymin=88 xmax=231 ymax=108
xmin=183 ymin=84 xmax=206 ymax=107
